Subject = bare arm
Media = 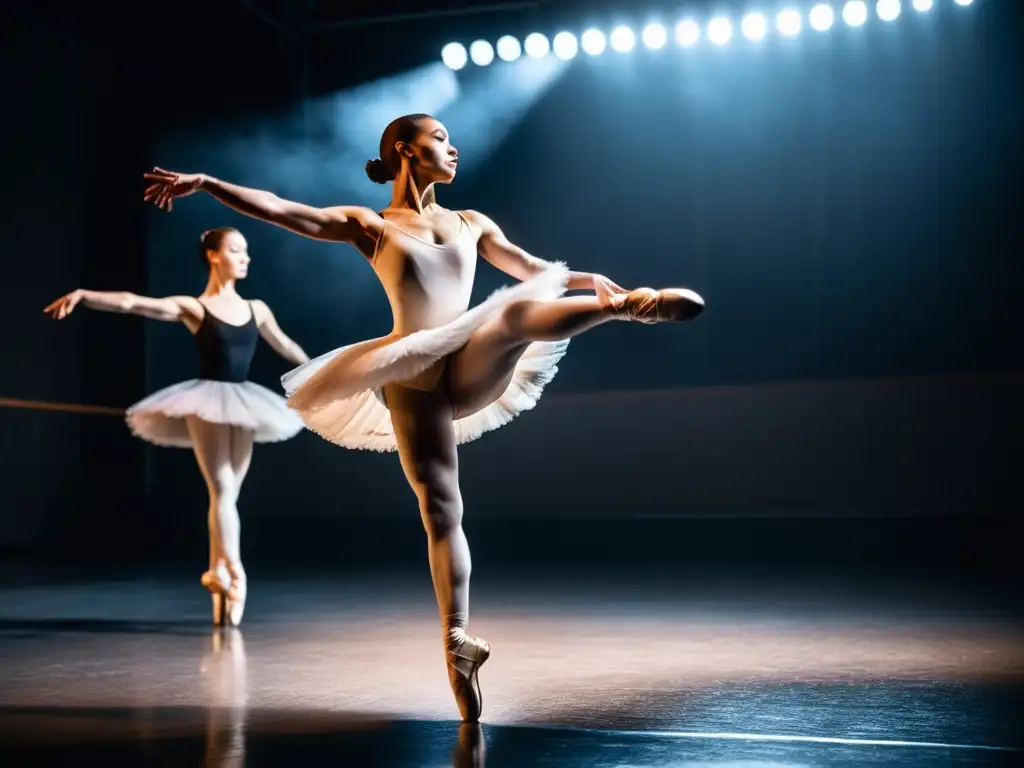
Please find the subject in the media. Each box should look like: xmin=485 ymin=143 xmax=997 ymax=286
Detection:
xmin=251 ymin=300 xmax=310 ymax=365
xmin=200 ymin=176 xmax=379 ymax=243
xmin=462 ymin=209 xmax=610 ymax=292
xmin=43 ymin=290 xmax=193 ymax=322
xmin=142 ymin=167 xmax=382 ymax=243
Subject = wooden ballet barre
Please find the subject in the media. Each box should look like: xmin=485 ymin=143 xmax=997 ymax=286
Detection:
xmin=0 ymin=397 xmax=124 ymax=416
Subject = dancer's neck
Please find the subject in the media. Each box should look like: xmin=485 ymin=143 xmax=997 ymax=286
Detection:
xmin=201 ymin=273 xmax=239 ymax=299
xmin=389 ymin=167 xmax=437 ymax=214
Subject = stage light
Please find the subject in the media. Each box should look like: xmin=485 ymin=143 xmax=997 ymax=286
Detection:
xmin=708 ymin=17 xmax=733 ymax=45
xmin=843 ymin=1 xmax=868 ymax=26
xmin=741 ymin=12 xmax=768 ymax=41
xmin=496 ymin=35 xmax=522 ymax=62
xmin=439 ymin=0 xmax=982 ymax=67
xmin=469 ymin=40 xmax=494 ymax=66
xmin=524 ymin=32 xmax=550 ymax=58
xmin=441 ymin=42 xmax=468 ymax=70
xmin=810 ymin=3 xmax=836 ymax=30
xmin=642 ymin=23 xmax=668 ymax=49
xmin=581 ymin=28 xmax=607 ymax=55
xmin=553 ymin=31 xmax=578 ymax=60
xmin=675 ymin=19 xmax=701 ymax=47
xmin=776 ymin=9 xmax=803 ymax=36
xmin=610 ymin=26 xmax=636 ymax=53
xmin=877 ymin=0 xmax=901 ymax=21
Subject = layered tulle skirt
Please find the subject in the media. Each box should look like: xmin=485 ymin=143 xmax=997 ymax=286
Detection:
xmin=281 ymin=264 xmax=571 ymax=452
xmin=126 ymin=379 xmax=305 ymax=448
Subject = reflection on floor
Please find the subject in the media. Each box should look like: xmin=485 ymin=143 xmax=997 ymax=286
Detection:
xmin=0 ymin=571 xmax=1020 ymax=766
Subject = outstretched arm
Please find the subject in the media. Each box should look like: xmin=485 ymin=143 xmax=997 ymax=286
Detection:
xmin=461 ymin=209 xmax=624 ymax=293
xmin=43 ymin=290 xmax=192 ymax=322
xmin=251 ymin=300 xmax=309 ymax=365
xmin=143 ymin=168 xmax=382 ymax=244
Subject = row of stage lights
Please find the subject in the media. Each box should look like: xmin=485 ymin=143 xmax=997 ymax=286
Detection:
xmin=441 ymin=0 xmax=975 ymax=69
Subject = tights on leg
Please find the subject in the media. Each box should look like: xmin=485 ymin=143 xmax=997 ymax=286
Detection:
xmin=500 ymin=294 xmax=615 ymax=342
xmin=187 ymin=417 xmax=249 ymax=590
xmin=385 ymin=384 xmax=472 ymax=647
xmin=448 ymin=294 xmax=618 ymax=418
xmin=226 ymin=426 xmax=253 ymax=589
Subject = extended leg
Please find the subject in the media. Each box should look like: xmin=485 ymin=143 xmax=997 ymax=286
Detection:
xmin=384 ymin=383 xmax=490 ymax=722
xmin=447 ymin=282 xmax=704 ymax=417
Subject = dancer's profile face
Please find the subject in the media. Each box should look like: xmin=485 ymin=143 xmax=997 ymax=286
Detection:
xmin=209 ymin=230 xmax=250 ymax=280
xmin=400 ymin=118 xmax=459 ymax=185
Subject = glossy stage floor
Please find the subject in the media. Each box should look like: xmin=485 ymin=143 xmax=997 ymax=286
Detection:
xmin=0 ymin=566 xmax=1020 ymax=766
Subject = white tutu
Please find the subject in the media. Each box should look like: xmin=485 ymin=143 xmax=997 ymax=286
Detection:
xmin=281 ymin=264 xmax=571 ymax=452
xmin=126 ymin=379 xmax=305 ymax=448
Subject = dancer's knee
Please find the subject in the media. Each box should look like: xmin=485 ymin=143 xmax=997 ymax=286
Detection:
xmin=417 ymin=481 xmax=464 ymax=538
xmin=206 ymin=468 xmax=238 ymax=506
xmin=498 ymin=299 xmax=537 ymax=339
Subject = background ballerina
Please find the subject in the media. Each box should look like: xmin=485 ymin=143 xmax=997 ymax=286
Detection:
xmin=44 ymin=226 xmax=310 ymax=626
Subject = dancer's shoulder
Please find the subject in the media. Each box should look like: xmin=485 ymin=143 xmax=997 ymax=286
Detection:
xmin=321 ymin=205 xmax=385 ymax=235
xmin=458 ymin=209 xmax=502 ymax=239
xmin=172 ymin=295 xmax=205 ymax=315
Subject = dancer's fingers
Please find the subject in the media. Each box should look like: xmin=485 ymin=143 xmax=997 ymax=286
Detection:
xmin=601 ymin=277 xmax=627 ymax=294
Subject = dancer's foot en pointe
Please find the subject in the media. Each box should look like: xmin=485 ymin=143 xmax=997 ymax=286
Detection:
xmin=201 ymin=565 xmax=247 ymax=627
xmin=447 ymin=632 xmax=491 ymax=723
xmin=599 ymin=282 xmax=705 ymax=324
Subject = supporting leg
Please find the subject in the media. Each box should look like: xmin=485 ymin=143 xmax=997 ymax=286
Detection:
xmin=385 ymin=383 xmax=490 ymax=722
xmin=187 ymin=417 xmax=245 ymax=626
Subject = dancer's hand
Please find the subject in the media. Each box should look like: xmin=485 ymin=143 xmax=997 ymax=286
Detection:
xmin=143 ymin=167 xmax=205 ymax=211
xmin=43 ymin=290 xmax=83 ymax=319
xmin=592 ymin=274 xmax=628 ymax=307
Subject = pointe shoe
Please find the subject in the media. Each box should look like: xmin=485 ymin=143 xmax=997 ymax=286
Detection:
xmin=225 ymin=579 xmax=246 ymax=627
xmin=211 ymin=592 xmax=225 ymax=626
xmin=201 ymin=570 xmax=246 ymax=628
xmin=608 ymin=287 xmax=705 ymax=324
xmin=201 ymin=570 xmax=226 ymax=626
xmin=447 ymin=634 xmax=491 ymax=723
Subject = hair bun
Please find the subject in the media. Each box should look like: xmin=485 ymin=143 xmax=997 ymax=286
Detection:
xmin=365 ymin=157 xmax=393 ymax=185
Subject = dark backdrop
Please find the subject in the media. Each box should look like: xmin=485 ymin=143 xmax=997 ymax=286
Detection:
xmin=1 ymin=1 xmax=1020 ymax=573
xmin=144 ymin=3 xmax=1021 ymax=523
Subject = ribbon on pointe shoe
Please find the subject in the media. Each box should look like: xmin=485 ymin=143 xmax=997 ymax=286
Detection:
xmin=447 ymin=634 xmax=491 ymax=723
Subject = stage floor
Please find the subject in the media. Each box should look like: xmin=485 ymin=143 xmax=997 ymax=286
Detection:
xmin=0 ymin=569 xmax=1021 ymax=766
